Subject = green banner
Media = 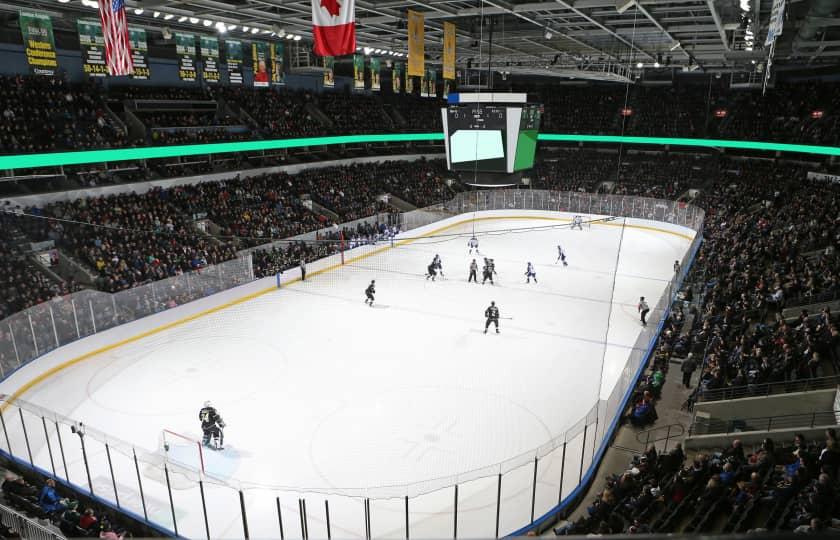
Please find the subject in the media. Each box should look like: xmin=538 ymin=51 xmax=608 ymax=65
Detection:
xmin=175 ymin=32 xmax=197 ymax=82
xmin=353 ymin=54 xmax=365 ymax=90
xmin=77 ymin=19 xmax=106 ymax=78
xmin=19 ymin=11 xmax=57 ymax=76
xmin=323 ymin=56 xmax=335 ymax=88
xmin=251 ymin=41 xmax=270 ymax=88
xmin=225 ymin=39 xmax=243 ymax=84
xmin=392 ymin=62 xmax=402 ymax=94
xmin=200 ymin=36 xmax=220 ymax=84
xmin=370 ymin=58 xmax=381 ymax=91
xmin=270 ymin=42 xmax=285 ymax=85
xmin=128 ymin=27 xmax=149 ymax=79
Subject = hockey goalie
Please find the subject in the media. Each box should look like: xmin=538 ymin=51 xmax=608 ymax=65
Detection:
xmin=199 ymin=401 xmax=226 ymax=450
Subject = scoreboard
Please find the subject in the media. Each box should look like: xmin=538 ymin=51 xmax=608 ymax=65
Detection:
xmin=442 ymin=96 xmax=542 ymax=174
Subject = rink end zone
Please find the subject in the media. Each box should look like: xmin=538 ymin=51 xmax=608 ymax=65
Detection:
xmin=0 ymin=214 xmax=694 ymax=408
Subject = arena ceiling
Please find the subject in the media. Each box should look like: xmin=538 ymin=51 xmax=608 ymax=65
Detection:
xmin=3 ymin=0 xmax=840 ymax=79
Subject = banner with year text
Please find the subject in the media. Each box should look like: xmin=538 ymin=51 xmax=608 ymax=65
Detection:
xmin=128 ymin=27 xmax=150 ymax=79
xmin=200 ymin=36 xmax=220 ymax=83
xmin=19 ymin=11 xmax=58 ymax=76
xmin=225 ymin=39 xmax=243 ymax=84
xmin=175 ymin=33 xmax=197 ymax=82
xmin=78 ymin=19 xmax=107 ymax=77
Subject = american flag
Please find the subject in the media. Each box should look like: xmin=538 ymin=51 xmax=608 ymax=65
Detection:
xmin=98 ymin=0 xmax=133 ymax=76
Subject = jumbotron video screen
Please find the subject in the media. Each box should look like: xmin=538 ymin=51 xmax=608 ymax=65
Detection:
xmin=443 ymin=102 xmax=543 ymax=173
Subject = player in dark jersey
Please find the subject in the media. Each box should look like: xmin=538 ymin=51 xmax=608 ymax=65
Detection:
xmin=426 ymin=261 xmax=437 ymax=281
xmin=199 ymin=401 xmax=226 ymax=450
xmin=365 ymin=280 xmax=376 ymax=306
xmin=482 ymin=258 xmax=494 ymax=285
xmin=484 ymin=301 xmax=500 ymax=334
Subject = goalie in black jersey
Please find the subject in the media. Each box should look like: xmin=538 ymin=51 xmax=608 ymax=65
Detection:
xmin=199 ymin=401 xmax=226 ymax=450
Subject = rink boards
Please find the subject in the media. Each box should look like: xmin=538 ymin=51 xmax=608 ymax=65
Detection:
xmin=0 ymin=209 xmax=696 ymax=539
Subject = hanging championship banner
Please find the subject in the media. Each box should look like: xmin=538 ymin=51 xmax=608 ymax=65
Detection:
xmin=128 ymin=27 xmax=150 ymax=79
xmin=353 ymin=54 xmax=365 ymax=90
xmin=370 ymin=57 xmax=381 ymax=91
xmin=200 ymin=36 xmax=220 ymax=83
xmin=252 ymin=41 xmax=271 ymax=87
xmin=443 ymin=21 xmax=456 ymax=80
xmin=175 ymin=33 xmax=197 ymax=81
xmin=392 ymin=62 xmax=403 ymax=93
xmin=407 ymin=10 xmax=424 ymax=77
xmin=271 ymin=42 xmax=285 ymax=85
xmin=225 ymin=39 xmax=243 ymax=84
xmin=78 ymin=19 xmax=107 ymax=77
xmin=323 ymin=56 xmax=335 ymax=87
xmin=19 ymin=11 xmax=58 ymax=76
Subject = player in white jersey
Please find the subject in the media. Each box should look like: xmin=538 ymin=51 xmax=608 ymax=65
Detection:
xmin=556 ymin=245 xmax=568 ymax=266
xmin=468 ymin=236 xmax=480 ymax=255
xmin=525 ymin=262 xmax=537 ymax=284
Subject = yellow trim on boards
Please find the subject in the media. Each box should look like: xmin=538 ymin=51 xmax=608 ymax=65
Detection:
xmin=0 ymin=214 xmax=694 ymax=408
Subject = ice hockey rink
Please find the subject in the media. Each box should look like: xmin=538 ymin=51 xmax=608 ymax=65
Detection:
xmin=0 ymin=209 xmax=695 ymax=539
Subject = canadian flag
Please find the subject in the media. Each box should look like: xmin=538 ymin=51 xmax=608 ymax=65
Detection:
xmin=312 ymin=0 xmax=356 ymax=57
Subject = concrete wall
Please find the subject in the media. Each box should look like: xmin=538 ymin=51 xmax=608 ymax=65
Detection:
xmin=693 ymin=388 xmax=837 ymax=421
xmin=2 ymin=153 xmax=445 ymax=208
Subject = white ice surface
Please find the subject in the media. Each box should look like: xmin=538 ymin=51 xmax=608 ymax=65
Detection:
xmin=0 ymin=211 xmax=693 ymax=539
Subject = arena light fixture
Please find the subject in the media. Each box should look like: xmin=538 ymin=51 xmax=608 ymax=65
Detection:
xmin=134 ymin=8 xmax=144 ymax=14
xmin=242 ymin=26 xmax=250 ymax=32
xmin=203 ymin=19 xmax=213 ymax=26
xmin=286 ymin=33 xmax=294 ymax=39
xmin=164 ymin=13 xmax=174 ymax=20
xmin=293 ymin=35 xmax=302 ymax=41
xmin=57 ymin=0 xmax=71 ymax=3
xmin=153 ymin=11 xmax=160 ymax=17
xmin=216 ymin=21 xmax=227 ymax=33
xmin=4 ymin=134 xmax=840 ymax=171
xmin=653 ymin=61 xmax=660 ymax=68
xmin=228 ymin=24 xmax=237 ymax=31
xmin=251 ymin=27 xmax=260 ymax=34
xmin=189 ymin=17 xmax=199 ymax=24
xmin=178 ymin=16 xmax=187 ymax=22
xmin=636 ymin=62 xmax=643 ymax=68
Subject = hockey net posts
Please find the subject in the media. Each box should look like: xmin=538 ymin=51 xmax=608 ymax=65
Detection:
xmin=160 ymin=429 xmax=205 ymax=476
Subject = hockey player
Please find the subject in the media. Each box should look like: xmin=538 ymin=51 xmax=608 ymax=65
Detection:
xmin=482 ymin=258 xmax=494 ymax=285
xmin=433 ymin=254 xmax=444 ymax=278
xmin=468 ymin=236 xmax=480 ymax=255
xmin=426 ymin=261 xmax=437 ymax=281
xmin=468 ymin=259 xmax=478 ymax=283
xmin=556 ymin=245 xmax=568 ymax=266
xmin=484 ymin=301 xmax=500 ymax=334
xmin=638 ymin=296 xmax=650 ymax=326
xmin=525 ymin=262 xmax=537 ymax=284
xmin=365 ymin=280 xmax=376 ymax=306
xmin=199 ymin=401 xmax=226 ymax=450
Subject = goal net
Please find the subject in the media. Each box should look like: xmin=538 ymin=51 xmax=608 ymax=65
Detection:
xmin=160 ymin=429 xmax=205 ymax=475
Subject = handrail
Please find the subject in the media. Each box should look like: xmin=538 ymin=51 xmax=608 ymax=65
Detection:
xmin=689 ymin=409 xmax=840 ymax=436
xmin=695 ymin=375 xmax=840 ymax=403
xmin=0 ymin=500 xmax=66 ymax=540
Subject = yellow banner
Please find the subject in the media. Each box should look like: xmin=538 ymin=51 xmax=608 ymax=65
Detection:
xmin=443 ymin=22 xmax=455 ymax=80
xmin=407 ymin=10 xmax=424 ymax=77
